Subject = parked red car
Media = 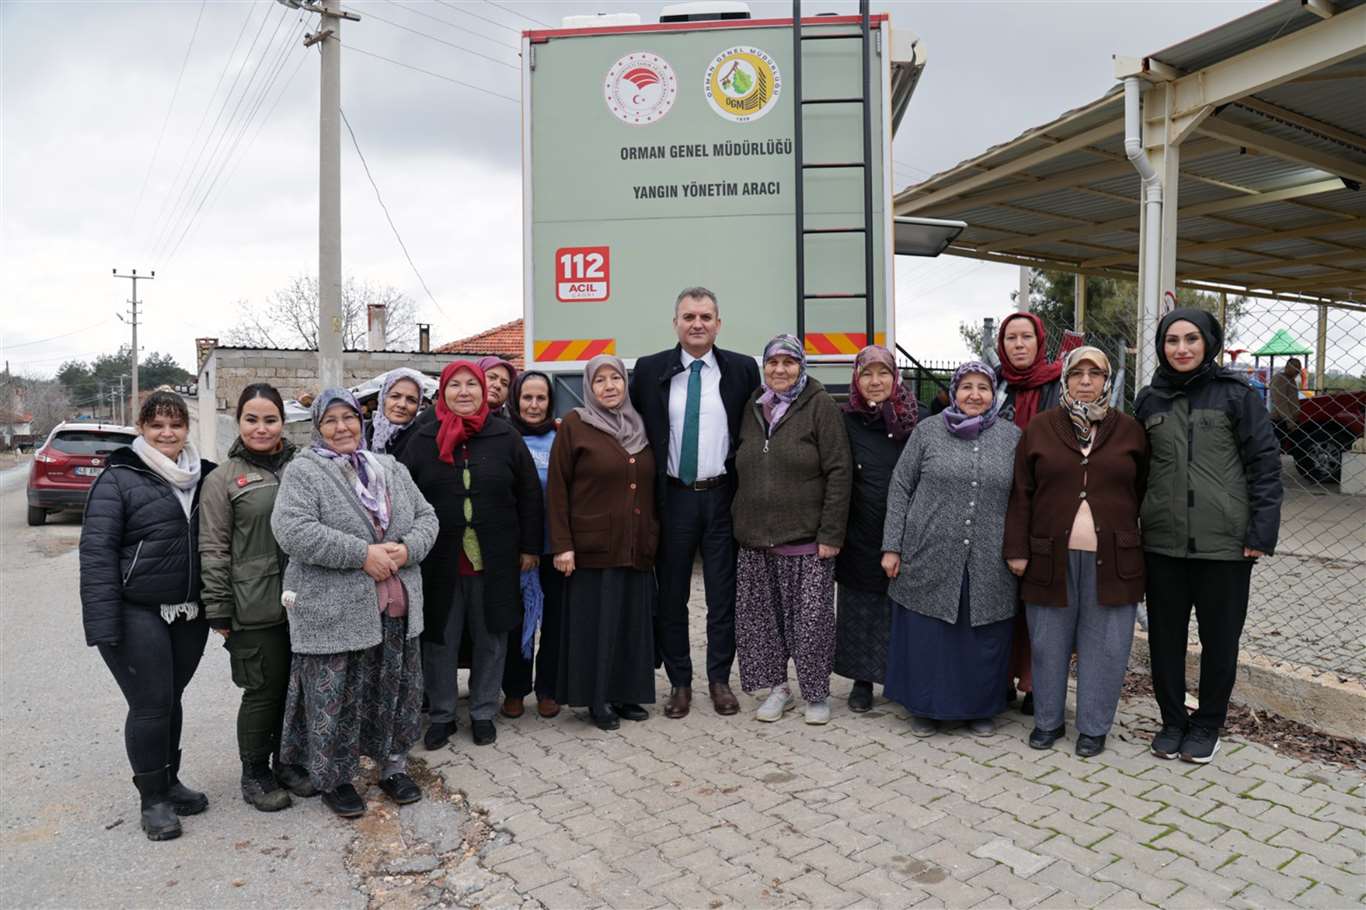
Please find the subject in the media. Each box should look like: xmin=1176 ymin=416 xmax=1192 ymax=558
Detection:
xmin=27 ymin=422 xmax=137 ymax=526
xmin=1285 ymin=389 xmax=1366 ymax=484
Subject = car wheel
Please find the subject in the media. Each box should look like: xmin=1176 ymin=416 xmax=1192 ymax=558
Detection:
xmin=26 ymin=505 xmax=46 ymax=526
xmin=1292 ymin=422 xmax=1347 ymax=485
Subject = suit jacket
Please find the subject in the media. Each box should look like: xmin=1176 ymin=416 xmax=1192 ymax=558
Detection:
xmin=629 ymin=343 xmax=760 ymax=504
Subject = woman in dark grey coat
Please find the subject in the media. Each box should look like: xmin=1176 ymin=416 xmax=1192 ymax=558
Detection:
xmin=882 ymin=362 xmax=1021 ymax=737
xmin=273 ymin=389 xmax=439 ymax=819
xmin=833 ymin=345 xmax=916 ymax=712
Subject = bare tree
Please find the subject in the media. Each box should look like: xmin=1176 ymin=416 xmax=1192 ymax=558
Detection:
xmin=225 ymin=276 xmax=419 ymax=349
xmin=25 ymin=380 xmax=72 ymax=437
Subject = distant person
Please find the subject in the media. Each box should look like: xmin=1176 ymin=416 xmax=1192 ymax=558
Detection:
xmin=732 ymin=334 xmax=851 ymax=724
xmin=1269 ymin=357 xmax=1302 ymax=442
xmin=272 ymin=389 xmax=439 ymax=818
xmin=548 ymin=355 xmax=659 ymax=729
xmin=994 ymin=312 xmax=1062 ymax=716
xmin=1005 ymin=348 xmax=1148 ymax=757
xmin=882 ymin=362 xmax=1020 ymax=737
xmin=400 ymin=362 xmax=542 ymax=749
xmin=80 ymin=390 xmax=216 ymax=841
xmin=479 ymin=356 xmax=517 ymax=418
xmin=199 ymin=383 xmax=312 ymax=812
xmin=1136 ymin=309 xmax=1282 ymax=765
xmin=833 ymin=345 xmax=917 ymax=713
xmin=629 ymin=286 xmax=761 ymax=719
xmin=501 ymin=371 xmax=565 ymax=720
xmin=367 ymin=368 xmax=426 ymax=459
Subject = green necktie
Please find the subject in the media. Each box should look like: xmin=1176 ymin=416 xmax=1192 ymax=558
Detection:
xmin=679 ymin=360 xmax=704 ymax=486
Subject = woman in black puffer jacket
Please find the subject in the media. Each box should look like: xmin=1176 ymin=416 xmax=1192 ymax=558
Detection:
xmin=80 ymin=390 xmax=216 ymax=841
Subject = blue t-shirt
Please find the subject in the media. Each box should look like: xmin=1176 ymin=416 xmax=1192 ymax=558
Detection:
xmin=521 ymin=429 xmax=556 ymax=554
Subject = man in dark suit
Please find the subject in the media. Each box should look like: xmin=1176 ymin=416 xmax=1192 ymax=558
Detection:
xmin=630 ymin=286 xmax=761 ymax=719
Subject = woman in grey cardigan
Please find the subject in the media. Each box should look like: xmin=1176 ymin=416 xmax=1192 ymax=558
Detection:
xmin=272 ymin=389 xmax=439 ymax=819
xmin=882 ymin=361 xmax=1021 ymax=736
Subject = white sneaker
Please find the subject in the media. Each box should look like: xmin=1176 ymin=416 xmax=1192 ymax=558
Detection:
xmin=756 ymin=687 xmax=795 ymax=722
xmin=805 ymin=699 xmax=831 ymax=725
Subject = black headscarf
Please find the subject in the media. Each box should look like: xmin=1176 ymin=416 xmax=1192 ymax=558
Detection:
xmin=508 ymin=370 xmax=557 ymax=436
xmin=1152 ymin=307 xmax=1230 ymax=391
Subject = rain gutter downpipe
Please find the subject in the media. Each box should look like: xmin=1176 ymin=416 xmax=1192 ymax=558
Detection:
xmin=1124 ymin=76 xmax=1163 ymax=380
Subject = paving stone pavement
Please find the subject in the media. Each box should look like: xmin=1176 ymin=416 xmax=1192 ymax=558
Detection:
xmin=425 ymin=573 xmax=1366 ymax=909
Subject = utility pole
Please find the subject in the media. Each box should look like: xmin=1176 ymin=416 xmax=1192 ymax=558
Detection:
xmin=286 ymin=0 xmax=360 ymax=390
xmin=113 ymin=269 xmax=153 ymax=421
xmin=117 ymin=375 xmax=129 ymax=425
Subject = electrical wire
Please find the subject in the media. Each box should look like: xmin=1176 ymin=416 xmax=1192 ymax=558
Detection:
xmin=484 ymin=0 xmax=552 ymax=28
xmin=341 ymin=108 xmax=448 ymax=318
xmin=141 ymin=1 xmax=258 ymax=262
xmin=357 ymin=6 xmax=519 ymax=69
xmin=165 ymin=14 xmax=312 ymax=263
xmin=129 ymin=0 xmax=207 ymax=239
xmin=430 ymin=0 xmax=525 ymax=36
xmin=1 ymin=320 xmax=114 ymax=350
xmin=384 ymin=0 xmax=518 ymax=48
xmin=341 ymin=41 xmax=520 ymax=103
xmin=150 ymin=4 xmax=287 ymax=262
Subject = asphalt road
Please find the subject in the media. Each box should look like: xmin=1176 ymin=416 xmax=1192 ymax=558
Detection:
xmin=0 ymin=469 xmax=367 ymax=908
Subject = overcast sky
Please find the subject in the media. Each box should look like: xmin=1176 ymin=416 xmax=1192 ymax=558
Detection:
xmin=0 ymin=0 xmax=1268 ymax=378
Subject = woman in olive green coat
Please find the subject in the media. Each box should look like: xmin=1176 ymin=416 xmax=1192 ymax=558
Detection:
xmin=199 ymin=384 xmax=314 ymax=811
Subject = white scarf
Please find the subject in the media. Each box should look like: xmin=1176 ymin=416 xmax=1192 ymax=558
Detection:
xmin=132 ymin=436 xmax=202 ymax=519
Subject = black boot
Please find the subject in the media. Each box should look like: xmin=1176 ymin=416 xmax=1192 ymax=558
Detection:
xmin=272 ymin=755 xmax=317 ymax=798
xmin=167 ymin=749 xmax=208 ymax=816
xmin=132 ymin=769 xmax=183 ymax=841
xmin=241 ymin=758 xmax=292 ymax=812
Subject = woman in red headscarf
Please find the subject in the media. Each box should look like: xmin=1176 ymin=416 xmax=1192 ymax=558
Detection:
xmin=994 ymin=312 xmax=1063 ymax=715
xmin=399 ymin=362 xmax=543 ymax=750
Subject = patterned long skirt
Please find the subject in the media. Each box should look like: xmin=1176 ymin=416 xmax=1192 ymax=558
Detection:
xmin=280 ymin=614 xmax=423 ymax=792
xmin=833 ymin=584 xmax=893 ymax=684
xmin=735 ymin=548 xmax=836 ymax=701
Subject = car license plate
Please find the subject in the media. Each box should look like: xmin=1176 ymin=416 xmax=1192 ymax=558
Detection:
xmin=75 ymin=466 xmax=104 ymax=477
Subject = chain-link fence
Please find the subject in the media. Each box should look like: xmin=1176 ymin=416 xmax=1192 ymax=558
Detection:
xmin=995 ymin=294 xmax=1366 ymax=682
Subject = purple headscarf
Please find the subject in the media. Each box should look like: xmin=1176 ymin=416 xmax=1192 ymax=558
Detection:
xmin=757 ymin=333 xmax=809 ymax=429
xmin=311 ymin=388 xmax=390 ymax=531
xmin=941 ymin=361 xmax=1002 ymax=441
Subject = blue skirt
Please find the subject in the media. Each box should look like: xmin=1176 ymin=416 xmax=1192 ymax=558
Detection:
xmin=884 ymin=568 xmax=1012 ymax=721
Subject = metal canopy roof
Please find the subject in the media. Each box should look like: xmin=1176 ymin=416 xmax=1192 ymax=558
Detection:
xmin=894 ymin=0 xmax=1366 ymax=309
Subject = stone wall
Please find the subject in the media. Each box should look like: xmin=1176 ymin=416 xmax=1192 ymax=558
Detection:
xmin=197 ymin=347 xmax=459 ymax=459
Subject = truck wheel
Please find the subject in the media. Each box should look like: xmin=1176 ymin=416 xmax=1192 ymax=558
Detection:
xmin=1292 ymin=423 xmax=1348 ymax=485
xmin=26 ymin=505 xmax=46 ymax=526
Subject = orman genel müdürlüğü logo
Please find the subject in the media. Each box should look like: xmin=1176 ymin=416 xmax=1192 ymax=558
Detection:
xmin=604 ymin=52 xmax=678 ymax=126
xmin=704 ymin=46 xmax=782 ymax=123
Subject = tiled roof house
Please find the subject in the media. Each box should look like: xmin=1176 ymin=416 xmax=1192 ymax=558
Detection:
xmin=435 ymin=318 xmax=524 ymax=368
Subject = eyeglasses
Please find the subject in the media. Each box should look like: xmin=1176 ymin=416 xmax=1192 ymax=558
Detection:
xmin=1068 ymin=369 xmax=1109 ymax=381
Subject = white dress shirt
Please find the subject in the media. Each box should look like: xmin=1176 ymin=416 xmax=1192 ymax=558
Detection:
xmin=667 ymin=348 xmax=730 ymax=480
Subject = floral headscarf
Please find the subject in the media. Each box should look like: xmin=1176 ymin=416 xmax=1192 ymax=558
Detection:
xmin=370 ymin=368 xmax=426 ymax=454
xmin=757 ymin=333 xmax=809 ymax=429
xmin=1059 ymin=346 xmax=1112 ymax=447
xmin=941 ymin=362 xmax=1002 ymax=441
xmin=842 ymin=344 xmax=917 ymax=442
xmin=311 ymin=388 xmax=390 ymax=530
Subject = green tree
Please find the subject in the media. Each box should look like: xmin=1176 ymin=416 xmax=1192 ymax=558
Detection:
xmin=55 ymin=347 xmax=193 ymax=417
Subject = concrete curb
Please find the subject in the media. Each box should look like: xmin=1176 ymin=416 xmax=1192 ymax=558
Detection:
xmin=1129 ymin=629 xmax=1366 ymax=744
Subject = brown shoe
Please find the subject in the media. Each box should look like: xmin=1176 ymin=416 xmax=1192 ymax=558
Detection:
xmin=537 ymin=696 xmax=560 ymax=718
xmin=500 ymin=697 xmax=524 ymax=719
xmin=664 ymin=686 xmax=692 ymax=719
xmin=708 ymin=682 xmax=740 ymax=716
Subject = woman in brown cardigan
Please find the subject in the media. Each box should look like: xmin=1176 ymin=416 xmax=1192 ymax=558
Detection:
xmin=548 ymin=354 xmax=659 ymax=730
xmin=1004 ymin=347 xmax=1148 ymax=757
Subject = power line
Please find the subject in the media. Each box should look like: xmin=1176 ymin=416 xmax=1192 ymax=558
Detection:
xmin=429 ymin=0 xmax=524 ymax=37
xmin=130 ymin=0 xmax=207 ymax=238
xmin=341 ymin=108 xmax=448 ymax=318
xmin=150 ymin=4 xmax=285 ymax=262
xmin=483 ymin=0 xmax=552 ymax=28
xmin=357 ymin=6 xmax=519 ymax=69
xmin=165 ymin=14 xmax=312 ymax=263
xmin=341 ymin=41 xmax=520 ymax=103
xmin=385 ymin=0 xmax=518 ymax=48
xmin=141 ymin=1 xmax=258 ymax=262
xmin=1 ymin=320 xmax=114 ymax=350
